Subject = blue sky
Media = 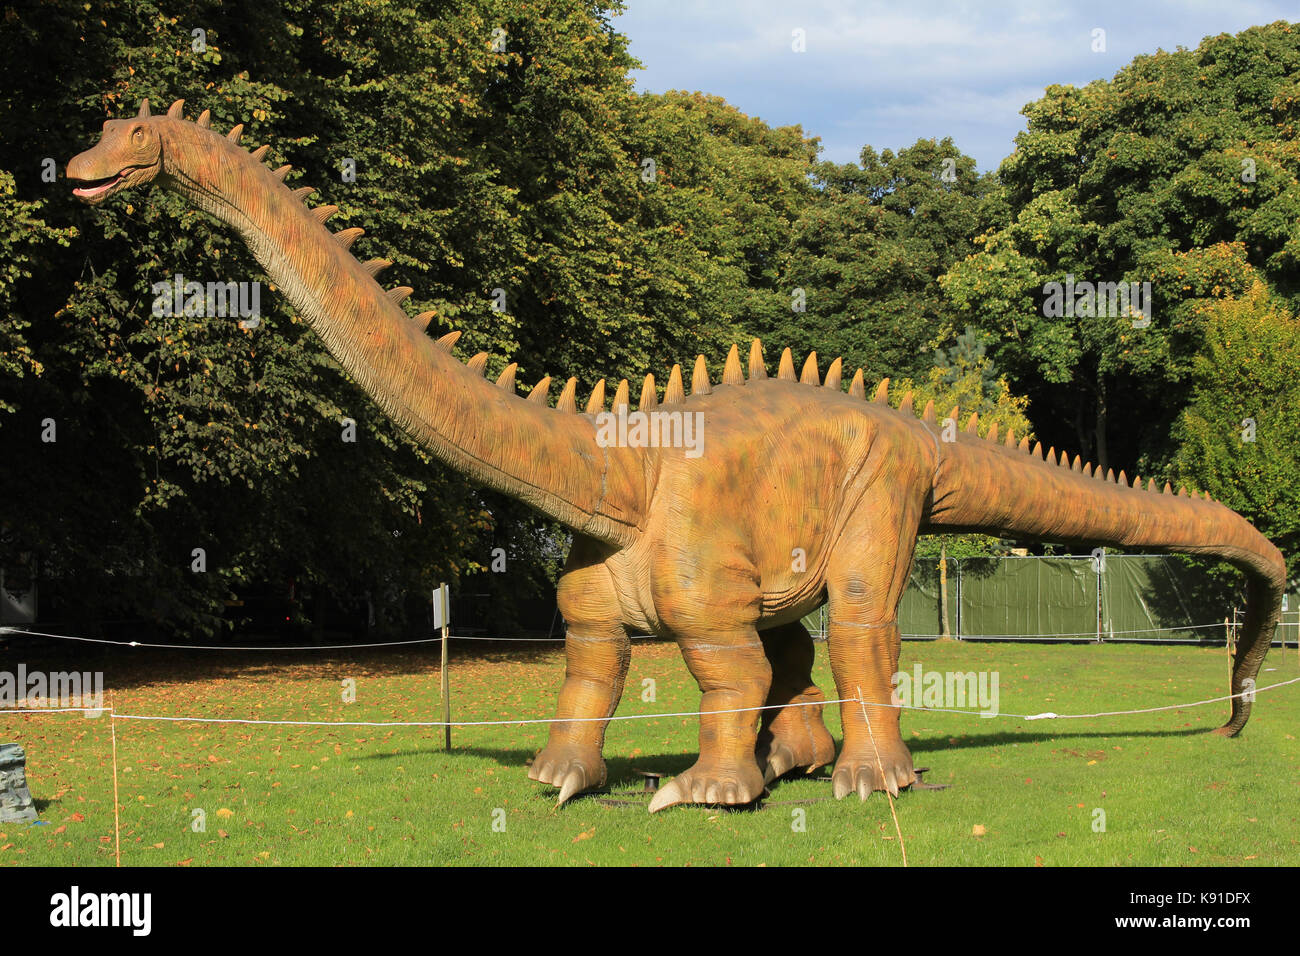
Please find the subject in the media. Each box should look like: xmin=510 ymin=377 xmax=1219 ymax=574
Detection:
xmin=613 ymin=1 xmax=1299 ymax=171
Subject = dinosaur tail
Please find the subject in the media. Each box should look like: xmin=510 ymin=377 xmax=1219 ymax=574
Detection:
xmin=924 ymin=435 xmax=1286 ymax=736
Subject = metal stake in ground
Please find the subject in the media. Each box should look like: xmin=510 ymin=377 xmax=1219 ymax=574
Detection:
xmin=436 ymin=583 xmax=451 ymax=749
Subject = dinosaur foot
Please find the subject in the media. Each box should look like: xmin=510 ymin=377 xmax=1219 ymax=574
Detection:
xmin=831 ymin=744 xmax=916 ymax=800
xmin=756 ymin=721 xmax=837 ymax=784
xmin=527 ymin=743 xmax=606 ymax=805
xmin=647 ymin=759 xmax=765 ymax=813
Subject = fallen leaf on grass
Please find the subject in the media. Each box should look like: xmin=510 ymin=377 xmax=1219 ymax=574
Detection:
xmin=572 ymin=828 xmax=595 ymax=843
xmin=971 ymin=824 xmax=986 ymax=837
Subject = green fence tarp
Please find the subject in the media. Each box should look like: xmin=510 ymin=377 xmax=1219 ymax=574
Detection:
xmin=1100 ymin=554 xmax=1210 ymax=640
xmin=958 ymin=557 xmax=1096 ymax=639
xmin=794 ymin=555 xmax=1297 ymax=643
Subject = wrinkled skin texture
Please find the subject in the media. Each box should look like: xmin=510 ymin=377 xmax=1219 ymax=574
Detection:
xmin=71 ymin=100 xmax=1287 ymax=813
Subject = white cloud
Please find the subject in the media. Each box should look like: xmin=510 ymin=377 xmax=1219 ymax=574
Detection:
xmin=615 ymin=0 xmax=1298 ymax=169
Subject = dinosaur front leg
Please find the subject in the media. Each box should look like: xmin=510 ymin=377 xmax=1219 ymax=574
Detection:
xmin=755 ymin=620 xmax=836 ymax=782
xmin=825 ymin=496 xmax=923 ymax=800
xmin=648 ymin=629 xmax=771 ymax=811
xmin=529 ymin=540 xmax=630 ymax=804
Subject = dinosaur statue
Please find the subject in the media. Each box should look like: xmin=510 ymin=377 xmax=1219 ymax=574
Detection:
xmin=68 ymin=99 xmax=1287 ymax=812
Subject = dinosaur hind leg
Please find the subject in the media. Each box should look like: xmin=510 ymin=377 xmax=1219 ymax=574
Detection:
xmin=755 ymin=620 xmax=836 ymax=783
xmin=825 ymin=492 xmax=923 ymax=800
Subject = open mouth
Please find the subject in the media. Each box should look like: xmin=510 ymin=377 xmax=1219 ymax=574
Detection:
xmin=71 ymin=172 xmax=125 ymax=201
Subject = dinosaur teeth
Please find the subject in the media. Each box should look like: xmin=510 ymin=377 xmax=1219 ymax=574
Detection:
xmin=528 ymin=376 xmax=551 ymax=404
xmin=1163 ymin=482 xmax=1173 ymax=495
xmin=1147 ymin=478 xmax=1157 ymax=492
xmin=1031 ymin=441 xmax=1044 ymax=460
xmin=922 ymin=399 xmax=937 ymax=424
xmin=292 ymin=186 xmax=317 ymax=202
xmin=1018 ymin=436 xmax=1030 ymax=453
xmin=227 ymin=123 xmax=244 ymax=144
xmin=250 ymin=145 xmax=270 ymax=162
xmin=556 ymin=377 xmax=578 ymax=412
xmin=467 ymin=352 xmax=489 ymax=376
xmin=723 ymin=345 xmax=744 ymax=385
xmin=1084 ymin=462 xmax=1094 ymax=477
xmin=412 ymin=311 xmax=436 ymax=331
xmin=824 ymin=357 xmax=842 ymax=390
xmin=777 ymin=348 xmax=796 ymax=381
xmin=664 ymin=365 xmax=685 ymax=404
xmin=435 ymin=330 xmax=462 ymax=352
xmin=1106 ymin=468 xmax=1116 ymax=483
xmin=799 ymin=351 xmax=819 ymax=385
xmin=497 ymin=363 xmax=517 ymax=392
xmin=872 ymin=377 xmax=888 ymax=403
xmin=586 ymin=379 xmax=606 ymax=413
xmin=612 ymin=379 xmax=630 ymax=411
xmin=167 ymin=98 xmax=184 ymax=119
xmin=387 ymin=286 xmax=413 ymax=306
xmin=361 ymin=258 xmax=392 ymax=278
xmin=899 ymin=391 xmax=914 ymax=415
xmin=312 ymin=205 xmax=339 ymax=224
xmin=748 ymin=339 xmax=766 ymax=380
xmin=196 ymin=109 xmax=211 ymax=129
xmin=1178 ymin=485 xmax=1190 ymax=497
xmin=691 ymin=355 xmax=711 ymax=395
xmin=334 ymin=227 xmax=364 ymax=249
xmin=1072 ymin=454 xmax=1083 ymax=472
xmin=273 ymin=165 xmax=293 ymax=182
xmin=639 ymin=373 xmax=657 ymax=412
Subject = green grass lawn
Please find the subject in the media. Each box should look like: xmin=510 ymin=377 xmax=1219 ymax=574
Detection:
xmin=2 ymin=638 xmax=1297 ymax=866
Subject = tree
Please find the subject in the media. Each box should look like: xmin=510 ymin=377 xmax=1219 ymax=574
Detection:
xmin=776 ymin=138 xmax=1001 ymax=382
xmin=1172 ymin=281 xmax=1300 ymax=574
xmin=941 ymin=22 xmax=1300 ymax=476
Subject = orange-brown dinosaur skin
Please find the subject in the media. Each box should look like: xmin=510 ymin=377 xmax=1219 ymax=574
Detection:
xmin=70 ymin=100 xmax=1287 ymax=812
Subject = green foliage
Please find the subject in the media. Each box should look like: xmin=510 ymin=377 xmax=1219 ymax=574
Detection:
xmin=0 ymin=5 xmax=1293 ymax=639
xmin=942 ymin=21 xmax=1300 ymax=472
xmin=777 ymin=137 xmax=1002 ymax=381
xmin=1172 ymin=282 xmax=1300 ymax=573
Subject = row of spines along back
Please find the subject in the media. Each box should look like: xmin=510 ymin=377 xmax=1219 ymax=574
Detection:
xmin=171 ymin=96 xmax=1209 ymax=504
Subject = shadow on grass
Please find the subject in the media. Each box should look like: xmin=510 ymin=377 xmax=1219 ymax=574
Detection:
xmin=908 ymin=726 xmax=1209 ymax=752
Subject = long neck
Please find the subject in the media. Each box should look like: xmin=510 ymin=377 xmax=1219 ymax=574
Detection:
xmin=154 ymin=119 xmax=644 ymax=547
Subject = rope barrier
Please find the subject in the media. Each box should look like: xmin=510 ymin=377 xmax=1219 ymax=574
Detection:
xmin=2 ymin=677 xmax=1295 ymax=727
xmin=0 ymin=626 xmax=663 ymax=650
xmin=5 ymin=620 xmax=1291 ymax=650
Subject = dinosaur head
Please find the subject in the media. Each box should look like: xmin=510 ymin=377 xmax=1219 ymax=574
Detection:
xmin=67 ymin=99 xmax=164 ymax=205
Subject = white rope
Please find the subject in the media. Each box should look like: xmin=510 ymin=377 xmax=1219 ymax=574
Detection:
xmin=6 ymin=620 xmax=1281 ymax=650
xmin=1 ymin=677 xmax=1294 ymax=727
xmin=0 ymin=626 xmax=657 ymax=650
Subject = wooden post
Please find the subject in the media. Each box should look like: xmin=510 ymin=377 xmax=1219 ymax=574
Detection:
xmin=1226 ymin=608 xmax=1238 ymax=698
xmin=938 ymin=541 xmax=951 ymax=639
xmin=438 ymin=584 xmax=451 ymax=750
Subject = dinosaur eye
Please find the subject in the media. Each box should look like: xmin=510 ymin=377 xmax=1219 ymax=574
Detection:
xmin=131 ymin=125 xmax=144 ymax=141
